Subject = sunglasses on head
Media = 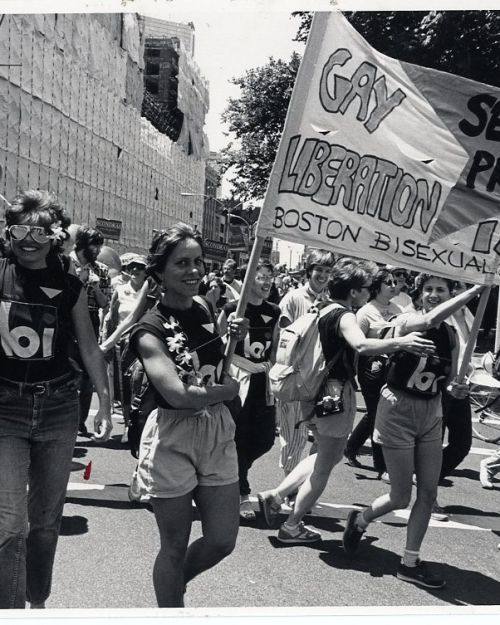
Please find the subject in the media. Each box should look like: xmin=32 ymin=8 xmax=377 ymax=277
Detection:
xmin=8 ymin=224 xmax=52 ymax=244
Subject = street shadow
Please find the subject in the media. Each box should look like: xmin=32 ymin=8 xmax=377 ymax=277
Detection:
xmin=65 ymin=495 xmax=152 ymax=511
xmin=65 ymin=483 xmax=153 ymax=511
xmin=318 ymin=540 xmax=500 ymax=604
xmin=60 ymin=515 xmax=88 ymax=536
xmin=70 ymin=461 xmax=86 ymax=472
xmin=72 ymin=447 xmax=88 ymax=459
xmin=448 ymin=467 xmax=481 ymax=482
xmin=445 ymin=504 xmax=500 ymax=518
xmin=75 ymin=435 xmax=126 ymax=451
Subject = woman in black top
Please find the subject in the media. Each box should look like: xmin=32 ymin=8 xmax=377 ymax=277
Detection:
xmin=342 ymin=273 xmax=483 ymax=589
xmin=0 ymin=190 xmax=112 ymax=609
xmin=129 ymin=223 xmax=247 ymax=608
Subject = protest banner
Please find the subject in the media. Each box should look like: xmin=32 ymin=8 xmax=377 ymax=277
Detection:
xmin=255 ymin=12 xmax=500 ymax=285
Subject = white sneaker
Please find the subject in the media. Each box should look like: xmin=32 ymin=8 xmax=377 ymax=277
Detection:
xmin=480 ymin=459 xmax=494 ymax=489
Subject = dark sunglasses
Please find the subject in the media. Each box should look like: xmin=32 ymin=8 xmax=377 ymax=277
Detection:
xmin=394 ymin=271 xmax=407 ymax=278
xmin=383 ymin=280 xmax=398 ymax=286
xmin=8 ymin=224 xmax=52 ymax=244
xmin=127 ymin=263 xmax=146 ymax=271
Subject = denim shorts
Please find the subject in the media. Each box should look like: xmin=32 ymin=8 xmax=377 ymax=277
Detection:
xmin=136 ymin=402 xmax=239 ymax=499
xmin=373 ymin=385 xmax=442 ymax=449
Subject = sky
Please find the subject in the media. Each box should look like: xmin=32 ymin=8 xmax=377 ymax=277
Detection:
xmin=139 ymin=6 xmax=307 ymax=266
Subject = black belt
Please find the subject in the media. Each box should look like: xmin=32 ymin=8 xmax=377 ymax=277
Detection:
xmin=0 ymin=372 xmax=76 ymax=396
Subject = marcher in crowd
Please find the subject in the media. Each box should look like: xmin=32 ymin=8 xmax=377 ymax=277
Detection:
xmin=344 ymin=267 xmax=402 ymax=479
xmin=128 ymin=223 xmax=248 ymax=607
xmin=258 ymin=259 xmax=436 ymax=544
xmin=0 ymin=190 xmax=112 ymax=609
xmin=276 ymin=249 xmax=335 ymax=488
xmin=342 ymin=274 xmax=484 ymax=590
xmin=70 ymin=227 xmax=112 ymax=435
xmin=106 ymin=254 xmax=148 ymax=440
xmin=437 ymin=281 xmax=476 ymax=511
xmin=218 ymin=261 xmax=280 ymax=520
xmin=221 ymin=258 xmax=242 ymax=302
xmin=390 ymin=267 xmax=413 ymax=309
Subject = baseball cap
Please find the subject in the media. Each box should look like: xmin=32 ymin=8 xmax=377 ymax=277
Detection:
xmin=121 ymin=253 xmax=147 ymax=268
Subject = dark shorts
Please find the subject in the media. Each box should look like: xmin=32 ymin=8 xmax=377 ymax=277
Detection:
xmin=374 ymin=385 xmax=442 ymax=449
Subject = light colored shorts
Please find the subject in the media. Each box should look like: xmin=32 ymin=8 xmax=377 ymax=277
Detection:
xmin=308 ymin=380 xmax=357 ymax=439
xmin=373 ymin=385 xmax=442 ymax=449
xmin=135 ymin=402 xmax=238 ymax=498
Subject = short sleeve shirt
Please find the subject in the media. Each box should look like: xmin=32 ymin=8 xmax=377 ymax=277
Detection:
xmin=356 ymin=300 xmax=402 ymax=338
xmin=385 ymin=314 xmax=456 ymax=398
xmin=129 ymin=299 xmax=225 ymax=409
xmin=279 ymin=283 xmax=330 ymax=326
xmin=318 ymin=305 xmax=355 ymax=382
xmin=0 ymin=257 xmax=82 ymax=382
xmin=223 ymin=299 xmax=280 ymax=363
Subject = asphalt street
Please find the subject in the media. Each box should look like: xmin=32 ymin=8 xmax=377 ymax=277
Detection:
xmin=48 ymin=400 xmax=500 ymax=612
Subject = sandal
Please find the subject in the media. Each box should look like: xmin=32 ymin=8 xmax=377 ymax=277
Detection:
xmin=239 ymin=497 xmax=256 ymax=521
xmin=257 ymin=491 xmax=282 ymax=528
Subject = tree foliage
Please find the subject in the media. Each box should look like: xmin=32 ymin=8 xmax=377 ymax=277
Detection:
xmin=220 ymin=53 xmax=301 ymax=201
xmin=294 ymin=11 xmax=500 ymax=87
xmin=222 ymin=11 xmax=500 ymax=200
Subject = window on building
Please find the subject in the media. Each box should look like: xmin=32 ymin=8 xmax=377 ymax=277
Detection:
xmin=146 ymin=62 xmax=160 ymax=75
xmin=147 ymin=48 xmax=161 ymax=57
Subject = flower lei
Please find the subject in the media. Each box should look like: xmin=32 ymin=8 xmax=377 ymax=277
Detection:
xmin=162 ymin=315 xmax=201 ymax=386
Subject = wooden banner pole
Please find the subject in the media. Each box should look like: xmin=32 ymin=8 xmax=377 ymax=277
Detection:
xmin=222 ymin=234 xmax=266 ymax=374
xmin=457 ymin=285 xmax=491 ymax=382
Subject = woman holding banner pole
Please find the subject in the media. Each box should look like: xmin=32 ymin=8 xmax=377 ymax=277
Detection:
xmin=342 ymin=274 xmax=484 ymax=590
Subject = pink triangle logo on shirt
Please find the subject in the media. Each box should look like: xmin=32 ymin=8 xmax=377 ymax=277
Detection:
xmin=202 ymin=323 xmax=215 ymax=334
xmin=261 ymin=314 xmax=273 ymax=324
xmin=40 ymin=287 xmax=62 ymax=299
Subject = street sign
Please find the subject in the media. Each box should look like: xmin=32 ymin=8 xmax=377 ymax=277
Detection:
xmin=96 ymin=217 xmax=122 ymax=241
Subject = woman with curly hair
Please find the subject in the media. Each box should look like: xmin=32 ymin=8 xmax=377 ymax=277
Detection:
xmin=0 ymin=190 xmax=112 ymax=609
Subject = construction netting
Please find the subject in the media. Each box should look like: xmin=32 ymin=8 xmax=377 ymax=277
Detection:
xmin=0 ymin=13 xmax=206 ymax=253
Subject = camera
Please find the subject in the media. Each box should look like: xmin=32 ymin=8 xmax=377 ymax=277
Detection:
xmin=315 ymin=394 xmax=344 ymax=418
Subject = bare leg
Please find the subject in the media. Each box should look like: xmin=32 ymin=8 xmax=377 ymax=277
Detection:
xmin=362 ymin=446 xmax=415 ymax=523
xmin=184 ymin=482 xmax=239 ymax=585
xmin=406 ymin=438 xmax=442 ymax=552
xmin=287 ymin=434 xmax=346 ymax=525
xmin=150 ymin=493 xmax=193 ymax=607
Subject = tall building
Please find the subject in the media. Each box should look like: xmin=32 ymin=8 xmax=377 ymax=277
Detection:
xmin=142 ymin=17 xmax=209 ymax=159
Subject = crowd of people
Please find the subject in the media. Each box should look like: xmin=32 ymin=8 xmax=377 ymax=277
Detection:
xmin=0 ymin=188 xmax=493 ymax=609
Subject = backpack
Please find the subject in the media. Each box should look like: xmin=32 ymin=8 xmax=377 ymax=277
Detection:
xmin=269 ymin=303 xmax=344 ymax=402
xmin=126 ymin=358 xmax=156 ymax=459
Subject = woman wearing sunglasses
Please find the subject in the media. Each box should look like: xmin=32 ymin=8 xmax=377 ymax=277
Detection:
xmin=344 ymin=268 xmax=402 ymax=478
xmin=0 ymin=190 xmax=112 ymax=609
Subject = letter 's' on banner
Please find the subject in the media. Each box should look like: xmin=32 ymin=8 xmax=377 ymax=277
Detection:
xmin=255 ymin=12 xmax=500 ymax=285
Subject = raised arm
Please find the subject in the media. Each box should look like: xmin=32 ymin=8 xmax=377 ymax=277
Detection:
xmin=339 ymin=311 xmax=436 ymax=357
xmin=400 ymin=284 xmax=484 ymax=334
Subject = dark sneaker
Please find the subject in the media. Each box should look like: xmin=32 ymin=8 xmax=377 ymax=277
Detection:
xmin=257 ymin=492 xmax=282 ymax=528
xmin=277 ymin=521 xmax=321 ymax=544
xmin=397 ymin=561 xmax=446 ymax=589
xmin=430 ymin=502 xmax=449 ymax=522
xmin=344 ymin=451 xmax=362 ymax=468
xmin=342 ymin=510 xmax=365 ymax=555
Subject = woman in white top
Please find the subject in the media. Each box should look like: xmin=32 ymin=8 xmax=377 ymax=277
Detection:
xmin=344 ymin=268 xmax=402 ymax=476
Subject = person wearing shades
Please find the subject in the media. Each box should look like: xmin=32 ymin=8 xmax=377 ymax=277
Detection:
xmin=344 ymin=267 xmax=402 ymax=478
xmin=0 ymin=191 xmax=112 ymax=609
